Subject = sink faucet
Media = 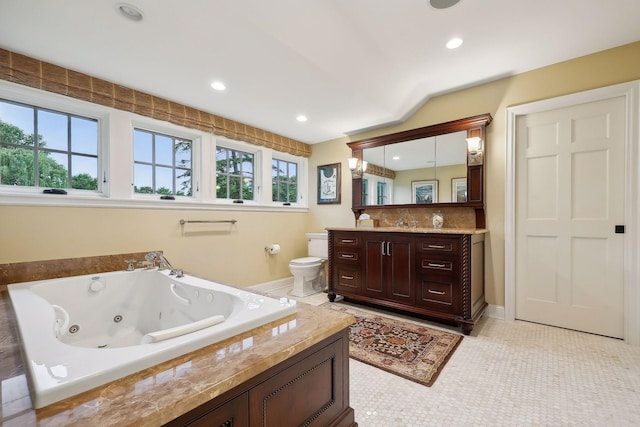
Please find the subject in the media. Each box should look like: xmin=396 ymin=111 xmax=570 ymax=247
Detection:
xmin=145 ymin=252 xmax=184 ymax=277
xmin=395 ymin=219 xmax=408 ymax=228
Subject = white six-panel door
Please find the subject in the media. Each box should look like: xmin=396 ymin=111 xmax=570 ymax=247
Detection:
xmin=515 ymin=96 xmax=626 ymax=338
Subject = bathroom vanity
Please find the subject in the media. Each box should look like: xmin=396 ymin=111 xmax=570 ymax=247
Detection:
xmin=327 ymin=227 xmax=487 ymax=334
xmin=332 ymin=114 xmax=492 ymax=334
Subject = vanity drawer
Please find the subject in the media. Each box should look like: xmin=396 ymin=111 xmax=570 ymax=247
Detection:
xmin=333 ymin=233 xmax=361 ymax=247
xmin=416 ymin=237 xmax=460 ymax=255
xmin=416 ymin=279 xmax=459 ymax=313
xmin=335 ymin=249 xmax=360 ymax=263
xmin=334 ymin=264 xmax=361 ymax=291
xmin=417 ymin=254 xmax=459 ymax=280
xmin=419 ymin=282 xmax=453 ymax=304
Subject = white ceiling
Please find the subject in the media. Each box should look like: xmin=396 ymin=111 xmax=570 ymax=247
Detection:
xmin=1 ymin=0 xmax=640 ymax=144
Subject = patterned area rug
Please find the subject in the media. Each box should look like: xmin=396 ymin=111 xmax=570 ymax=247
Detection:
xmin=322 ymin=302 xmax=462 ymax=386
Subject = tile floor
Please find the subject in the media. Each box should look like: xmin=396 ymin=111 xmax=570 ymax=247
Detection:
xmin=266 ymin=285 xmax=640 ymax=426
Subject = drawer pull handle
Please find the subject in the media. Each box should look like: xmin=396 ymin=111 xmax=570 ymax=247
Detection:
xmin=341 ymin=275 xmax=354 ymax=280
xmin=427 ymin=244 xmax=446 ymax=249
xmin=428 ymin=289 xmax=446 ymax=295
xmin=342 ymin=239 xmax=355 ymax=243
xmin=341 ymin=254 xmax=355 ymax=259
xmin=427 ymin=263 xmax=447 ymax=268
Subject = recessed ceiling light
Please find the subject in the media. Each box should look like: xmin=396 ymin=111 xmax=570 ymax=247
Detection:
xmin=446 ymin=37 xmax=463 ymax=49
xmin=115 ymin=3 xmax=143 ymax=22
xmin=296 ymin=115 xmax=308 ymax=122
xmin=429 ymin=0 xmax=461 ymax=9
xmin=393 ymin=156 xmax=400 ymax=160
xmin=210 ymin=81 xmax=226 ymax=91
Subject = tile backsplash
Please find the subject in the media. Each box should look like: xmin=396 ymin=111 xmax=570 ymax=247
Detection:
xmin=358 ymin=206 xmax=477 ymax=229
xmin=0 ymin=251 xmax=158 ymax=290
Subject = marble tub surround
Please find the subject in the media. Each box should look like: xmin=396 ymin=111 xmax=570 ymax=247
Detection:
xmin=0 ymin=290 xmax=355 ymax=426
xmin=0 ymin=251 xmax=158 ymax=291
xmin=356 ymin=206 xmax=476 ymax=230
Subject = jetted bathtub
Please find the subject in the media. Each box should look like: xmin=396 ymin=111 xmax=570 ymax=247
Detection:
xmin=8 ymin=269 xmax=297 ymax=409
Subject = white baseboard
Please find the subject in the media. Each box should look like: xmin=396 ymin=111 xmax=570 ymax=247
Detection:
xmin=485 ymin=304 xmax=505 ymax=320
xmin=249 ymin=277 xmax=293 ymax=292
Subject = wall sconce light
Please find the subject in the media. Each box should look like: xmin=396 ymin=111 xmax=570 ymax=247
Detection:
xmin=348 ymin=157 xmax=368 ymax=178
xmin=466 ymin=137 xmax=483 ymax=165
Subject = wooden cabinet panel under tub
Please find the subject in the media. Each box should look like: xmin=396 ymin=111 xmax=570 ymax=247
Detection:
xmin=166 ymin=329 xmax=355 ymax=427
xmin=328 ymin=229 xmax=487 ymax=335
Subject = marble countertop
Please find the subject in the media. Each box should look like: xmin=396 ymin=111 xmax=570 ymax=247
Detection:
xmin=0 ymin=291 xmax=354 ymax=426
xmin=327 ymin=227 xmax=488 ymax=235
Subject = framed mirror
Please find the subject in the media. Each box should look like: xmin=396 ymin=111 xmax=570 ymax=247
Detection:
xmin=360 ymin=130 xmax=467 ymax=205
xmin=348 ymin=114 xmax=492 ymax=222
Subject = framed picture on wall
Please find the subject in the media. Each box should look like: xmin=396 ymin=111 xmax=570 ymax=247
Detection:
xmin=317 ymin=163 xmax=341 ymax=204
xmin=411 ymin=180 xmax=438 ymax=204
xmin=451 ymin=177 xmax=467 ymax=202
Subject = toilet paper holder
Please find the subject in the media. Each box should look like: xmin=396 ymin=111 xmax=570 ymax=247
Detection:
xmin=264 ymin=244 xmax=281 ymax=255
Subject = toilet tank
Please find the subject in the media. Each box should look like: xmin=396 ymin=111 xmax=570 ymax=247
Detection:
xmin=306 ymin=232 xmax=328 ymax=258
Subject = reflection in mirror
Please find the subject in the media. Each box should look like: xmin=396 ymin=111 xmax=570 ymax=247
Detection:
xmin=361 ymin=131 xmax=467 ymax=205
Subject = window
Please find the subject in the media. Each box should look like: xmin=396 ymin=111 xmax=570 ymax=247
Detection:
xmin=376 ymin=181 xmax=387 ymax=205
xmin=362 ymin=178 xmax=369 ymax=206
xmin=0 ymin=98 xmax=99 ymax=191
xmin=133 ymin=129 xmax=192 ymax=196
xmin=216 ymin=146 xmax=254 ymax=201
xmin=0 ymin=81 xmax=308 ymax=210
xmin=272 ymin=158 xmax=297 ymax=203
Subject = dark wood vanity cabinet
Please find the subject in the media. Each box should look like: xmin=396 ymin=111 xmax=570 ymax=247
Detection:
xmin=329 ymin=229 xmax=487 ymax=335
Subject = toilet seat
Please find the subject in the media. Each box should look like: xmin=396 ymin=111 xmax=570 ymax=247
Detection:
xmin=289 ymin=256 xmax=323 ymax=266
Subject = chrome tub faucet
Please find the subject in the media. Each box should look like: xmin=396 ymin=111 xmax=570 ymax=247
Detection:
xmin=144 ymin=252 xmax=184 ymax=277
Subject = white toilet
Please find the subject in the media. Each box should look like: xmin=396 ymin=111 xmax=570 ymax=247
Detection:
xmin=289 ymin=232 xmax=328 ymax=297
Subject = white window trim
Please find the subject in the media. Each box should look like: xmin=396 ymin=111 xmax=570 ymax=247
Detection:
xmin=130 ymin=121 xmax=201 ymax=201
xmin=213 ymin=138 xmax=262 ymax=205
xmin=0 ymin=80 xmax=110 ymax=198
xmin=213 ymin=136 xmax=308 ymax=208
xmin=0 ymin=80 xmax=308 ymax=212
xmin=271 ymin=151 xmax=308 ymax=207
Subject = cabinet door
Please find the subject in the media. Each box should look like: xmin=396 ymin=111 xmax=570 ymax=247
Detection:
xmin=386 ymin=236 xmax=413 ymax=304
xmin=363 ymin=233 xmax=413 ymax=303
xmin=185 ymin=393 xmax=249 ymax=427
xmin=248 ymin=336 xmax=347 ymax=426
xmin=363 ymin=235 xmax=385 ymax=297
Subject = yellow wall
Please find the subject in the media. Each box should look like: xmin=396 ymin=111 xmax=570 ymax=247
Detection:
xmin=308 ymin=41 xmax=640 ymax=306
xmin=0 ymin=205 xmax=311 ymax=286
xmin=2 ymin=42 xmax=640 ymax=297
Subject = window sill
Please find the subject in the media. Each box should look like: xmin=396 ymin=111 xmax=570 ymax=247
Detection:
xmin=0 ymin=193 xmax=308 ymax=212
